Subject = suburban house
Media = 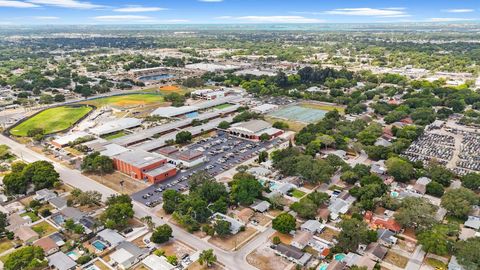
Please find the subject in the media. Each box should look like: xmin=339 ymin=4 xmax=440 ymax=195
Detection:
xmin=13 ymin=226 xmax=39 ymax=244
xmin=109 ymin=241 xmax=148 ymax=270
xmin=212 ymin=213 xmax=245 ymax=234
xmin=96 ymin=229 xmax=126 ymax=249
xmin=413 ymin=177 xmax=432 ymax=194
xmin=35 ymin=188 xmax=57 ymax=202
xmin=250 ymin=201 xmax=271 ymax=213
xmin=291 ymin=231 xmax=314 ymax=249
xmin=377 ymin=229 xmax=398 ymax=247
xmin=142 ymin=254 xmax=175 ymax=270
xmin=300 ymin=220 xmax=325 ymax=234
xmin=274 ymin=243 xmax=312 ymax=266
xmin=34 ymin=237 xmax=60 ymax=255
xmin=48 ymin=251 xmax=77 ymax=270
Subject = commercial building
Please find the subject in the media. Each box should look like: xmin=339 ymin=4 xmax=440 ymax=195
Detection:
xmin=227 ymin=119 xmax=283 ymax=140
xmin=150 ymin=96 xmax=238 ymax=118
xmin=113 ymin=150 xmax=177 ymax=183
xmin=157 ymin=146 xmax=206 ymax=168
xmin=51 ymin=131 xmax=91 ymax=148
xmin=251 ymin=104 xmax=278 ymax=114
xmin=90 ymin=118 xmax=142 ymax=136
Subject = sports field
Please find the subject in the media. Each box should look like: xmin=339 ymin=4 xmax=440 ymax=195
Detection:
xmin=269 ymin=105 xmax=328 ymax=123
xmin=10 ymin=105 xmax=92 ymax=137
xmin=82 ymin=93 xmax=164 ymax=108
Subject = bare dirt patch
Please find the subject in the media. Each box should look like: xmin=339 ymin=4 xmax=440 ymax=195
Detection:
xmin=384 ymin=250 xmax=409 ymax=268
xmin=86 ymin=171 xmax=148 ymax=194
xmin=246 ymin=243 xmax=291 ymax=270
xmin=159 ymin=240 xmax=195 ymax=258
xmin=188 ymin=261 xmax=224 ymax=270
xmin=318 ymin=227 xmax=340 ymax=242
xmin=208 ymin=226 xmax=258 ymax=251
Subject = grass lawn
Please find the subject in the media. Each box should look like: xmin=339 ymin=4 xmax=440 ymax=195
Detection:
xmin=291 ymin=189 xmax=306 ymax=198
xmin=102 ymin=131 xmax=127 ymax=140
xmin=300 ymin=102 xmax=345 ymax=114
xmin=0 ymin=239 xmax=13 ymax=254
xmin=20 ymin=211 xmax=40 ymax=222
xmin=32 ymin=221 xmax=57 ymax=237
xmin=425 ymin=258 xmax=447 ymax=270
xmin=214 ymin=103 xmax=233 ymax=109
xmin=81 ymin=93 xmax=164 ymax=108
xmin=384 ymin=251 xmax=409 ymax=268
xmin=10 ymin=106 xmax=92 ymax=137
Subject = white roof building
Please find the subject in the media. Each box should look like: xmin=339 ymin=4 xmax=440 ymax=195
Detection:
xmin=251 ymin=104 xmax=278 ymax=114
xmin=142 ymin=255 xmax=175 ymax=270
xmin=52 ymin=131 xmax=91 ymax=147
xmin=90 ymin=118 xmax=142 ymax=136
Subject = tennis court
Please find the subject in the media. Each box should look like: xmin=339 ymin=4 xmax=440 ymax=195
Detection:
xmin=268 ymin=105 xmax=327 ymax=123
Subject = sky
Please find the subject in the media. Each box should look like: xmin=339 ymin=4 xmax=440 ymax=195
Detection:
xmin=0 ymin=0 xmax=479 ymax=25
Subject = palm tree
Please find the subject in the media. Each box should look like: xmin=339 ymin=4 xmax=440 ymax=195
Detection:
xmin=198 ymin=249 xmax=217 ymax=267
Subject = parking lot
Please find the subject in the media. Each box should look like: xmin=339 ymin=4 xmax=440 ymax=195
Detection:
xmin=131 ymin=130 xmax=282 ymax=206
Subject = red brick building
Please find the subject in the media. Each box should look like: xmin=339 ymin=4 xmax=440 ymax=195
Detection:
xmin=112 ymin=150 xmax=177 ymax=183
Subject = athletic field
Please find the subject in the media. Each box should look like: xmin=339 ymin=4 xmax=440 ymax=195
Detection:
xmin=82 ymin=93 xmax=164 ymax=108
xmin=268 ymin=105 xmax=328 ymax=123
xmin=10 ymin=106 xmax=92 ymax=137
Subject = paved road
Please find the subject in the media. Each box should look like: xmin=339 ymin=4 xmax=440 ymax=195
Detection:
xmin=0 ymin=134 xmax=262 ymax=270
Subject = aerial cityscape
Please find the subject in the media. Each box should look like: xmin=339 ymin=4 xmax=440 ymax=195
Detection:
xmin=0 ymin=1 xmax=478 ymax=270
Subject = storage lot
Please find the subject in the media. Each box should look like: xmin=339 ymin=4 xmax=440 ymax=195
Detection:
xmin=131 ymin=130 xmax=282 ymax=206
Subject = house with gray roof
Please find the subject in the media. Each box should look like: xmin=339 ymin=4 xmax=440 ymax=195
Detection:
xmin=212 ymin=213 xmax=245 ymax=234
xmin=464 ymin=216 xmax=480 ymax=230
xmin=97 ymin=229 xmax=126 ymax=248
xmin=300 ymin=220 xmax=325 ymax=234
xmin=110 ymin=241 xmax=148 ymax=270
xmin=251 ymin=201 xmax=271 ymax=213
xmin=274 ymin=243 xmax=311 ymax=266
xmin=48 ymin=196 xmax=67 ymax=210
xmin=48 ymin=251 xmax=76 ymax=270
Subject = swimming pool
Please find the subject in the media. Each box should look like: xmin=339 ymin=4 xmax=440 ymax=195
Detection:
xmin=334 ymin=253 xmax=346 ymax=262
xmin=52 ymin=214 xmax=65 ymax=225
xmin=66 ymin=251 xmax=79 ymax=260
xmin=92 ymin=240 xmax=107 ymax=251
xmin=84 ymin=265 xmax=100 ymax=270
xmin=390 ymin=191 xmax=399 ymax=198
xmin=258 ymin=179 xmax=280 ymax=190
xmin=138 ymin=74 xmax=175 ymax=82
xmin=318 ymin=263 xmax=329 ymax=270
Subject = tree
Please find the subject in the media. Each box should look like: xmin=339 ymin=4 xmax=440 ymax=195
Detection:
xmin=454 ymin=237 xmax=480 ymax=270
xmin=441 ymin=188 xmax=478 ymax=218
xmin=259 ymin=133 xmax=270 ymax=141
xmin=230 ymin=173 xmax=263 ymax=205
xmin=258 ymin=151 xmax=268 ymax=163
xmin=199 ymin=249 xmax=217 ymax=267
xmin=385 ymin=157 xmax=414 ymax=182
xmin=4 ymin=246 xmax=46 ymax=270
xmin=418 ymin=223 xmax=458 ymax=256
xmin=426 ymin=181 xmax=444 ymax=197
xmin=272 ymin=236 xmax=281 ymax=245
xmin=272 ymin=213 xmax=296 ymax=234
xmin=0 ymin=212 xmax=7 ymax=234
xmin=163 ymin=190 xmax=184 ymax=214
xmin=428 ymin=162 xmax=453 ymax=187
xmin=22 ymin=160 xmax=59 ymax=190
xmin=214 ymin=219 xmax=231 ymax=237
xmin=175 ymin=131 xmax=192 ymax=144
xmin=218 ymin=121 xmax=230 ymax=129
xmin=74 ymin=190 xmax=102 ymax=206
xmin=3 ymin=172 xmax=28 ymax=195
xmin=141 ymin=216 xmax=155 ymax=231
xmin=341 ymin=170 xmax=359 ymax=185
xmin=319 ymin=134 xmax=335 ymax=149
xmin=394 ymin=197 xmax=437 ymax=231
xmin=81 ymin=152 xmax=114 ymax=174
xmin=101 ymin=195 xmax=134 ymax=229
xmin=167 ymin=255 xmax=178 ymax=266
xmin=461 ymin=173 xmax=480 ymax=191
xmin=272 ymin=121 xmax=289 ymax=130
xmin=337 ymin=218 xmax=377 ymax=252
xmin=151 ymin=224 xmax=173 ymax=244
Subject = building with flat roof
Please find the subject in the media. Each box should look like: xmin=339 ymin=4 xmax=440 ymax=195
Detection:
xmin=228 ymin=119 xmax=283 ymax=140
xmin=90 ymin=118 xmax=142 ymax=136
xmin=113 ymin=150 xmax=177 ymax=183
xmin=251 ymin=104 xmax=279 ymax=114
xmin=157 ymin=146 xmax=206 ymax=168
xmin=48 ymin=251 xmax=76 ymax=270
xmin=51 ymin=131 xmax=91 ymax=148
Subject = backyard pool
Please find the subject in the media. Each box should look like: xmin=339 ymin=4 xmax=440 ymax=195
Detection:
xmin=84 ymin=265 xmax=100 ymax=270
xmin=66 ymin=251 xmax=79 ymax=260
xmin=319 ymin=263 xmax=329 ymax=270
xmin=390 ymin=191 xmax=399 ymax=198
xmin=92 ymin=240 xmax=107 ymax=251
xmin=258 ymin=179 xmax=280 ymax=190
xmin=334 ymin=253 xmax=346 ymax=262
xmin=51 ymin=214 xmax=65 ymax=225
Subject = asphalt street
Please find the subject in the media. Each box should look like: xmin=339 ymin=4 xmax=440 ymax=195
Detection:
xmin=0 ymin=134 xmax=265 ymax=270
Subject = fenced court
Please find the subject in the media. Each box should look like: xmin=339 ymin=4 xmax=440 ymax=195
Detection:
xmin=268 ymin=105 xmax=327 ymax=123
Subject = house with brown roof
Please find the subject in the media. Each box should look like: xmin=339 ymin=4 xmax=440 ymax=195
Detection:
xmin=291 ymin=231 xmax=313 ymax=249
xmin=236 ymin=208 xmax=254 ymax=224
xmin=6 ymin=213 xmax=31 ymax=231
xmin=14 ymin=226 xmax=39 ymax=244
xmin=34 ymin=237 xmax=59 ymax=255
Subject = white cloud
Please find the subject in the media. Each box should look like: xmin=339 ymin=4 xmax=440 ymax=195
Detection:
xmin=34 ymin=16 xmax=59 ymax=19
xmin=429 ymin=17 xmax=475 ymax=22
xmin=114 ymin=5 xmax=167 ymax=12
xmin=325 ymin=8 xmax=409 ymax=17
xmin=443 ymin=9 xmax=475 ymax=13
xmin=28 ymin=0 xmax=104 ymax=9
xmin=0 ymin=0 xmax=39 ymax=8
xmin=220 ymin=15 xmax=324 ymax=23
xmin=93 ymin=15 xmax=153 ymax=22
